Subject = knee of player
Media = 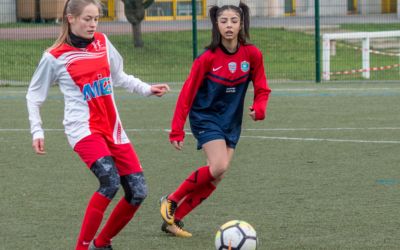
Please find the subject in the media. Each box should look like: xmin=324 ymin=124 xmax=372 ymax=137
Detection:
xmin=98 ymin=174 xmax=121 ymax=199
xmin=91 ymin=156 xmax=121 ymax=199
xmin=210 ymin=160 xmax=230 ymax=177
xmin=121 ymin=172 xmax=148 ymax=206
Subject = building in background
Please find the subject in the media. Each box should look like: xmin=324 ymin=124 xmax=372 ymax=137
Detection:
xmin=114 ymin=0 xmax=400 ymax=21
xmin=139 ymin=0 xmax=398 ymax=19
xmin=0 ymin=0 xmax=16 ymax=23
xmin=144 ymin=0 xmax=207 ymax=20
xmin=0 ymin=0 xmax=398 ymax=23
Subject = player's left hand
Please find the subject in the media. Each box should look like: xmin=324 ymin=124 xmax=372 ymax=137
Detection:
xmin=151 ymin=84 xmax=170 ymax=97
xmin=32 ymin=138 xmax=46 ymax=155
xmin=171 ymin=140 xmax=184 ymax=151
xmin=248 ymin=106 xmax=256 ymax=121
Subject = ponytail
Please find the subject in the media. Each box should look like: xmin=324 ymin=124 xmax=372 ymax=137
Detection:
xmin=206 ymin=6 xmax=221 ymax=51
xmin=239 ymin=2 xmax=250 ymax=43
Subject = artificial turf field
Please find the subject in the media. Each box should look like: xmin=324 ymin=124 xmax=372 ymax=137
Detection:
xmin=1 ymin=82 xmax=400 ymax=249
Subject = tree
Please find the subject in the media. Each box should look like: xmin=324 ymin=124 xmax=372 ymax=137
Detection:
xmin=122 ymin=0 xmax=154 ymax=47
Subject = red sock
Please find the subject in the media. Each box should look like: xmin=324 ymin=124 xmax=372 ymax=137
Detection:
xmin=94 ymin=198 xmax=140 ymax=247
xmin=169 ymin=166 xmax=215 ymax=203
xmin=174 ymin=182 xmax=216 ymax=221
xmin=76 ymin=192 xmax=111 ymax=250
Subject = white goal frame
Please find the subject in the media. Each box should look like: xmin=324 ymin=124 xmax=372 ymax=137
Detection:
xmin=322 ymin=30 xmax=400 ymax=80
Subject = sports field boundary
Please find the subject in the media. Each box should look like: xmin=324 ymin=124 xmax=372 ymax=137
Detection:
xmin=0 ymin=15 xmax=398 ymax=40
xmin=3 ymin=127 xmax=400 ymax=145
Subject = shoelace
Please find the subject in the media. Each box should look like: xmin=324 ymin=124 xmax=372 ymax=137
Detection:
xmin=168 ymin=200 xmax=177 ymax=216
xmin=175 ymin=220 xmax=184 ymax=229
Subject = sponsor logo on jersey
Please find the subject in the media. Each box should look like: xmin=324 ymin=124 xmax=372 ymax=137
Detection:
xmin=82 ymin=74 xmax=112 ymax=101
xmin=213 ymin=66 xmax=223 ymax=72
xmin=228 ymin=62 xmax=237 ymax=73
xmin=226 ymin=87 xmax=236 ymax=93
xmin=241 ymin=61 xmax=250 ymax=72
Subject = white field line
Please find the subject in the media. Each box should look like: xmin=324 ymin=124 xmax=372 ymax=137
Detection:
xmin=3 ymin=127 xmax=400 ymax=132
xmin=272 ymin=87 xmax=400 ymax=92
xmin=0 ymin=128 xmax=169 ymax=132
xmin=3 ymin=87 xmax=400 ymax=95
xmin=244 ymin=127 xmax=400 ymax=131
xmin=3 ymin=127 xmax=400 ymax=144
xmin=241 ymin=135 xmax=400 ymax=144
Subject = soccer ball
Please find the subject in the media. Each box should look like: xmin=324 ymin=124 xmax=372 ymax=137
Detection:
xmin=215 ymin=220 xmax=258 ymax=250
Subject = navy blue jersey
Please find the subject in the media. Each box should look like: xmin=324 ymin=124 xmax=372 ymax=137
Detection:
xmin=170 ymin=44 xmax=271 ymax=145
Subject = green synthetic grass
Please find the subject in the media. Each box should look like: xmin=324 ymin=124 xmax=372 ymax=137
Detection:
xmin=0 ymin=22 xmax=58 ymax=28
xmin=0 ymin=25 xmax=399 ymax=84
xmin=2 ymin=82 xmax=400 ymax=249
xmin=332 ymin=23 xmax=400 ymax=81
xmin=111 ymin=28 xmax=317 ymax=82
xmin=329 ymin=43 xmax=400 ymax=81
xmin=340 ymin=23 xmax=400 ymax=32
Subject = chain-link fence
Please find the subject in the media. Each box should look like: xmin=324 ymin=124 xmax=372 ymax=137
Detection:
xmin=0 ymin=0 xmax=399 ymax=86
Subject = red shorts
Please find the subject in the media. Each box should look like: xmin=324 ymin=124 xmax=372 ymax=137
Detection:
xmin=74 ymin=133 xmax=142 ymax=176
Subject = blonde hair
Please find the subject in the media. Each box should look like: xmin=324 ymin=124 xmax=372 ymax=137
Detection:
xmin=50 ymin=0 xmax=103 ymax=49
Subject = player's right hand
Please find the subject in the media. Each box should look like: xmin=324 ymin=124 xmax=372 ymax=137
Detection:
xmin=32 ymin=138 xmax=46 ymax=155
xmin=151 ymin=84 xmax=170 ymax=97
xmin=248 ymin=106 xmax=256 ymax=121
xmin=171 ymin=140 xmax=184 ymax=151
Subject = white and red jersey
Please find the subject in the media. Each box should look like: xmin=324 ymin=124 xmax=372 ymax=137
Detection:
xmin=26 ymin=32 xmax=152 ymax=148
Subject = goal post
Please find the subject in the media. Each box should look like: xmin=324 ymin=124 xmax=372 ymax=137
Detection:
xmin=322 ymin=30 xmax=400 ymax=81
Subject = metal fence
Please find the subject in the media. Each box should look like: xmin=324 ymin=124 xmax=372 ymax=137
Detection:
xmin=0 ymin=0 xmax=399 ymax=86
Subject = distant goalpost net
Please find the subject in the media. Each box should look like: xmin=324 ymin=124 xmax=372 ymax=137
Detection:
xmin=322 ymin=31 xmax=400 ymax=81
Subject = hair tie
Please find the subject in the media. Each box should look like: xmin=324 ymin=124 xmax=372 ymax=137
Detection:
xmin=216 ymin=0 xmax=241 ymax=7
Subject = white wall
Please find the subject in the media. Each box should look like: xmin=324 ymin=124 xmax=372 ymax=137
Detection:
xmin=398 ymin=0 xmax=400 ymax=18
xmin=115 ymin=0 xmax=127 ymax=22
xmin=267 ymin=0 xmax=284 ymax=17
xmin=242 ymin=0 xmax=268 ymax=16
xmin=296 ymin=0 xmax=348 ymax=16
xmin=207 ymin=0 xmax=262 ymax=16
xmin=359 ymin=0 xmax=381 ymax=14
xmin=322 ymin=0 xmax=348 ymax=16
xmin=257 ymin=0 xmax=269 ymax=16
xmin=114 ymin=0 xmax=396 ymax=20
xmin=0 ymin=0 xmax=16 ymax=23
xmin=210 ymin=0 xmax=348 ymax=17
xmin=242 ymin=0 xmax=259 ymax=16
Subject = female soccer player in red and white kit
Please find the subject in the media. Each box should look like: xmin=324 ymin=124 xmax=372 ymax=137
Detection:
xmin=160 ymin=0 xmax=271 ymax=237
xmin=26 ymin=0 xmax=169 ymax=249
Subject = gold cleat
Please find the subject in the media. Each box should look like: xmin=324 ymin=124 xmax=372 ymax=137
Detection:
xmin=160 ymin=195 xmax=177 ymax=225
xmin=161 ymin=221 xmax=192 ymax=238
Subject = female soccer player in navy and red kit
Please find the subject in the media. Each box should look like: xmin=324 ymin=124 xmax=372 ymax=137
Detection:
xmin=160 ymin=1 xmax=271 ymax=237
xmin=26 ymin=1 xmax=169 ymax=249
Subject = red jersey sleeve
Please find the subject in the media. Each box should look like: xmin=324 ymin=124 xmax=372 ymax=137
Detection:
xmin=249 ymin=47 xmax=271 ymax=120
xmin=170 ymin=53 xmax=211 ymax=142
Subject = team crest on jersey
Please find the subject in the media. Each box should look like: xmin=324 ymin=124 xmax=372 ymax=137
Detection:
xmin=228 ymin=62 xmax=237 ymax=73
xmin=92 ymin=40 xmax=103 ymax=51
xmin=82 ymin=74 xmax=112 ymax=101
xmin=241 ymin=61 xmax=250 ymax=72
